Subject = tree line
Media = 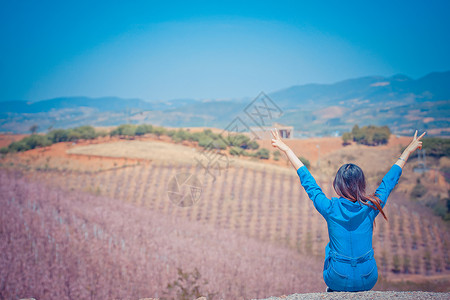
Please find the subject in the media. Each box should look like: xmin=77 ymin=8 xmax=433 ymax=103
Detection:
xmin=342 ymin=125 xmax=391 ymax=146
xmin=2 ymin=123 xmax=306 ymax=162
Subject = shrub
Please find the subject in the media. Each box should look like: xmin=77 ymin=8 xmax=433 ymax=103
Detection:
xmin=342 ymin=132 xmax=352 ymax=145
xmin=173 ymin=129 xmax=191 ymax=142
xmin=203 ymin=129 xmax=214 ymax=137
xmin=67 ymin=129 xmax=82 ymax=141
xmin=410 ymin=178 xmax=427 ymax=200
xmin=163 ymin=267 xmax=217 ymax=300
xmin=6 ymin=135 xmax=51 ymax=153
xmin=344 ymin=124 xmax=391 ymax=146
xmin=198 ymin=137 xmax=214 ymax=149
xmin=426 ymin=190 xmax=450 ymax=221
xmin=241 ymin=150 xmax=256 ymax=157
xmin=189 ymin=132 xmax=205 ymax=142
xmin=298 ymin=156 xmax=310 ymax=169
xmin=96 ymin=130 xmax=108 ymax=138
xmin=152 ymin=126 xmax=166 ymax=139
xmin=229 ymin=147 xmax=243 ymax=156
xmin=403 ymin=255 xmax=411 ymax=273
xmin=273 ymin=150 xmax=281 ymax=161
xmin=255 ymin=148 xmax=270 ymax=159
xmin=110 ymin=124 xmax=137 ymax=137
xmin=135 ymin=124 xmax=153 ymax=136
xmin=23 ymin=134 xmax=52 ymax=149
xmin=247 ymin=140 xmax=259 ymax=150
xmin=166 ymin=129 xmax=176 ymax=137
xmin=47 ymin=129 xmax=70 ymax=143
xmin=223 ymin=134 xmax=251 ymax=149
xmin=73 ymin=125 xmax=97 ymax=139
xmin=392 ymin=254 xmax=401 ymax=273
xmin=210 ymin=139 xmax=227 ymax=150
xmin=422 ymin=137 xmax=450 ymax=158
xmin=46 ymin=126 xmax=98 ymax=142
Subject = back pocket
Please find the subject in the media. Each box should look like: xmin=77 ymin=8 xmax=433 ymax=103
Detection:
xmin=326 ymin=261 xmax=349 ymax=291
xmin=360 ymin=264 xmax=377 ymax=291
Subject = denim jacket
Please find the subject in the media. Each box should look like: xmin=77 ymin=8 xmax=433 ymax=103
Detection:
xmin=296 ymin=164 xmax=402 ymax=291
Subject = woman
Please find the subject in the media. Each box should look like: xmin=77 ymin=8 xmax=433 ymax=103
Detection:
xmin=271 ymin=129 xmax=426 ymax=292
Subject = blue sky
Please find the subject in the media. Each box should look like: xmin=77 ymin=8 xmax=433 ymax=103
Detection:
xmin=1 ymin=0 xmax=449 ymax=102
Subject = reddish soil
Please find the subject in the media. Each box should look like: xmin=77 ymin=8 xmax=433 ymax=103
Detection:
xmin=0 ymin=131 xmax=412 ymax=173
xmin=0 ymin=134 xmax=29 ymax=148
xmin=257 ymin=135 xmax=411 ymax=166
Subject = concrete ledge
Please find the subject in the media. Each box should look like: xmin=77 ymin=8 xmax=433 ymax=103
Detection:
xmin=255 ymin=291 xmax=450 ymax=300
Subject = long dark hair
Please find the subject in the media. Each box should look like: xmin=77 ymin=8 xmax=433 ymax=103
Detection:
xmin=333 ymin=163 xmax=387 ymax=221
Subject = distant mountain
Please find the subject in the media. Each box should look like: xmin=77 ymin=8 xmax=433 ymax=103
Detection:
xmin=0 ymin=96 xmax=194 ymax=114
xmin=1 ymin=71 xmax=449 ymax=136
xmin=269 ymin=71 xmax=450 ymax=109
xmin=266 ymin=71 xmax=450 ymax=136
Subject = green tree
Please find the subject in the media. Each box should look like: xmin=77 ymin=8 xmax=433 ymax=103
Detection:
xmin=7 ymin=135 xmax=51 ymax=152
xmin=110 ymin=124 xmax=137 ymax=137
xmin=210 ymin=138 xmax=227 ymax=150
xmin=352 ymin=124 xmax=361 ymax=142
xmin=229 ymin=146 xmax=243 ymax=156
xmin=152 ymin=126 xmax=166 ymax=139
xmin=198 ymin=137 xmax=213 ymax=148
xmin=224 ymin=134 xmax=251 ymax=149
xmin=255 ymin=148 xmax=270 ymax=159
xmin=47 ymin=129 xmax=69 ymax=143
xmin=29 ymin=124 xmax=39 ymax=134
xmin=73 ymin=125 xmax=97 ymax=139
xmin=273 ymin=150 xmax=281 ymax=161
xmin=342 ymin=132 xmax=352 ymax=145
xmin=67 ymin=129 xmax=82 ymax=141
xmin=422 ymin=138 xmax=450 ymax=158
xmin=247 ymin=140 xmax=259 ymax=150
xmin=347 ymin=124 xmax=391 ymax=146
xmin=172 ymin=129 xmax=191 ymax=142
xmin=24 ymin=134 xmax=51 ymax=149
xmin=7 ymin=140 xmax=30 ymax=152
xmin=135 ymin=124 xmax=153 ymax=136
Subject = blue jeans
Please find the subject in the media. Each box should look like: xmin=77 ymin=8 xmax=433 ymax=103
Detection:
xmin=323 ymin=248 xmax=378 ymax=292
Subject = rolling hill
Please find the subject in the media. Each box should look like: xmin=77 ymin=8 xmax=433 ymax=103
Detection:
xmin=1 ymin=71 xmax=449 ymax=136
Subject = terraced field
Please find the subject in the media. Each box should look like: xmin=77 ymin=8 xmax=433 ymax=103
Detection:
xmin=31 ymin=160 xmax=450 ymax=281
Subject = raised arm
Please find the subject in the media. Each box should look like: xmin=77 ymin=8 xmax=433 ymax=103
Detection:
xmin=270 ymin=128 xmax=303 ymax=170
xmin=271 ymin=128 xmax=331 ymax=218
xmin=395 ymin=130 xmax=426 ymax=169
xmin=373 ymin=130 xmax=426 ymax=215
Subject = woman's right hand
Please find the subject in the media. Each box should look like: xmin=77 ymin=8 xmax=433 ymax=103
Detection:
xmin=403 ymin=130 xmax=426 ymax=156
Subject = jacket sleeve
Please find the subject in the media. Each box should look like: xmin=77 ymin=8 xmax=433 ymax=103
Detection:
xmin=297 ymin=166 xmax=331 ymax=218
xmin=372 ymin=164 xmax=403 ymax=219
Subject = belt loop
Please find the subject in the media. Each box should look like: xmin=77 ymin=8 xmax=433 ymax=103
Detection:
xmin=351 ymin=259 xmax=357 ymax=267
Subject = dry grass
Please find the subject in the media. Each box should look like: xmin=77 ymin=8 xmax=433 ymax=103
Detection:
xmin=67 ymin=140 xmax=294 ymax=175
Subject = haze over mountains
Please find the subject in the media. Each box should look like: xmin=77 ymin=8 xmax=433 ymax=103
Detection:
xmin=1 ymin=71 xmax=449 ymax=136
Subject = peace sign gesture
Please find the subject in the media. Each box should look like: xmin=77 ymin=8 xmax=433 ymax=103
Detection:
xmin=271 ymin=128 xmax=290 ymax=152
xmin=404 ymin=130 xmax=426 ymax=155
